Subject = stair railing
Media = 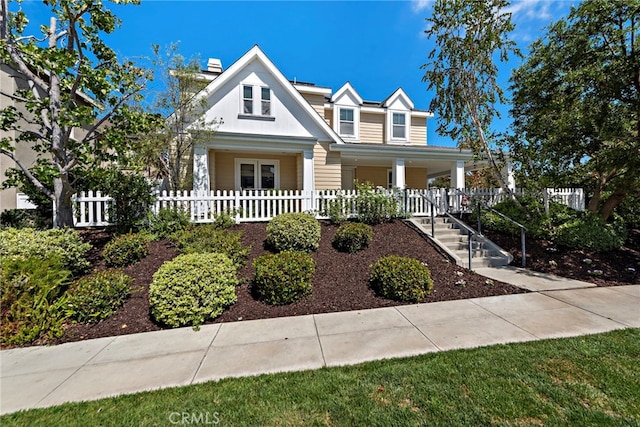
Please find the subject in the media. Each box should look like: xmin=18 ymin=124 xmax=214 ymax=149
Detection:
xmin=475 ymin=199 xmax=528 ymax=267
xmin=420 ymin=192 xmax=480 ymax=270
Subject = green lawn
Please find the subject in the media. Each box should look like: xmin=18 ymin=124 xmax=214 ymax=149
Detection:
xmin=3 ymin=329 xmax=639 ymax=426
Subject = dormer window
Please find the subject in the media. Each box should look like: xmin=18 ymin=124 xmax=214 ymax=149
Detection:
xmin=339 ymin=108 xmax=354 ymax=136
xmin=392 ymin=113 xmax=406 ymax=139
xmin=243 ymin=85 xmax=253 ymax=114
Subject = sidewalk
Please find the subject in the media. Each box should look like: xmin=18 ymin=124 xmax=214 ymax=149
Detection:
xmin=1 ymin=268 xmax=638 ymax=416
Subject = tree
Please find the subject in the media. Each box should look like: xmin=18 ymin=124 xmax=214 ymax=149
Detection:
xmin=0 ymin=0 xmax=159 ymax=227
xmin=136 ymin=44 xmax=222 ymax=192
xmin=510 ymin=0 xmax=640 ymax=221
xmin=421 ymin=0 xmax=520 ymax=196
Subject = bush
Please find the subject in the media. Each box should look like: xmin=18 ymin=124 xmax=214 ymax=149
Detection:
xmin=146 ymin=207 xmax=190 ymax=239
xmin=103 ymin=233 xmax=150 ymax=267
xmin=0 ymin=209 xmax=42 ymax=229
xmin=322 ymin=194 xmax=348 ymax=225
xmin=354 ymin=182 xmax=399 ymax=225
xmin=169 ymin=225 xmax=250 ymax=269
xmin=66 ymin=270 xmax=132 ymax=324
xmin=0 ymin=256 xmax=71 ymax=344
xmin=265 ymin=212 xmax=321 ymax=252
xmin=333 ymin=222 xmax=373 ymax=253
xmin=149 ymin=253 xmax=238 ymax=328
xmin=369 ymin=255 xmax=433 ymax=302
xmin=0 ymin=227 xmax=91 ymax=276
xmin=213 ymin=211 xmax=237 ymax=230
xmin=253 ymin=251 xmax=315 ymax=305
xmin=554 ymin=214 xmax=627 ymax=252
xmin=79 ymin=166 xmax=154 ymax=232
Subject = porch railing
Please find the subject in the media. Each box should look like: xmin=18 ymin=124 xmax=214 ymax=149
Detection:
xmin=71 ymin=187 xmax=585 ymax=228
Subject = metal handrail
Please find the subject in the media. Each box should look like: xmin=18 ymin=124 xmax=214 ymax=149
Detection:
xmin=476 ymin=199 xmax=528 ymax=267
xmin=419 ymin=192 xmax=479 ymax=269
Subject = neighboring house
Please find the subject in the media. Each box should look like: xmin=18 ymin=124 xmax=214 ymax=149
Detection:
xmin=187 ymin=45 xmax=513 ymax=194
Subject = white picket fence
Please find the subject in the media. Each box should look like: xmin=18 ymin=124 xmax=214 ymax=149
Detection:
xmin=71 ymin=187 xmax=585 ymax=227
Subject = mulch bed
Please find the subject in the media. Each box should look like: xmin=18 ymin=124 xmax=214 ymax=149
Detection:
xmin=482 ymin=229 xmax=639 ymax=287
xmin=55 ymin=221 xmax=526 ymax=345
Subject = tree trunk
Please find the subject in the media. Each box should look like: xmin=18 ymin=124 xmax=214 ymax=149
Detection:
xmin=587 ymin=181 xmax=603 ymax=213
xmin=53 ymin=176 xmax=75 ymax=227
xmin=599 ymin=192 xmax=626 ymax=222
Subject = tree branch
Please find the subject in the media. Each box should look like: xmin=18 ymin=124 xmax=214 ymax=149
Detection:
xmin=0 ymin=148 xmax=54 ymax=200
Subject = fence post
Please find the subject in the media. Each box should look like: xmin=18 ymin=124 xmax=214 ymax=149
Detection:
xmin=468 ymin=231 xmax=473 ymax=270
xmin=521 ymin=227 xmax=527 ymax=267
xmin=477 ymin=200 xmax=482 ymax=235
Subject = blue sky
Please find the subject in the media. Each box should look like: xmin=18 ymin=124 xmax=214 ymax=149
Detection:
xmin=18 ymin=0 xmax=577 ymax=147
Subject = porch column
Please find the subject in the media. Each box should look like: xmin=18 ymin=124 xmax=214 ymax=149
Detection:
xmin=193 ymin=146 xmax=210 ymax=193
xmin=451 ymin=160 xmax=465 ymax=189
xmin=502 ymin=161 xmax=516 ymax=190
xmin=302 ymin=149 xmax=315 ymax=212
xmin=392 ymin=158 xmax=405 ymax=189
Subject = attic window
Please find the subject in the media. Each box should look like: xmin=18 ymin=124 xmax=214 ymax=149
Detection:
xmin=243 ymin=85 xmax=253 ymax=114
xmin=261 ymin=88 xmax=271 ymax=115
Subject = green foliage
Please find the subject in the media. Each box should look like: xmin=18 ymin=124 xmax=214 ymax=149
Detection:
xmin=213 ymin=211 xmax=237 ymax=230
xmin=149 ymin=253 xmax=238 ymax=328
xmin=169 ymin=225 xmax=250 ymax=269
xmin=253 ymin=251 xmax=315 ymax=305
xmin=369 ymin=256 xmax=433 ymax=302
xmin=354 ymin=182 xmax=399 ymax=225
xmin=509 ymin=0 xmax=640 ymax=221
xmin=145 ymin=207 xmax=190 ymax=239
xmin=66 ymin=270 xmax=132 ymax=324
xmin=103 ymin=233 xmax=150 ymax=267
xmin=555 ymin=214 xmax=627 ymax=252
xmin=332 ymin=222 xmax=373 ymax=253
xmin=1 ymin=0 xmax=161 ymax=227
xmin=1 ymin=160 xmax=55 ymax=225
xmin=322 ymin=194 xmax=348 ymax=225
xmin=422 ymin=0 xmax=520 ymax=191
xmin=0 ymin=256 xmax=70 ymax=345
xmin=0 ymin=209 xmax=42 ymax=229
xmin=0 ymin=227 xmax=91 ymax=276
xmin=80 ymin=166 xmax=154 ymax=232
xmin=266 ymin=212 xmax=321 ymax=252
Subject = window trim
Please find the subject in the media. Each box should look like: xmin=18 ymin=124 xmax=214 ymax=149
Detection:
xmin=387 ymin=111 xmax=410 ymax=143
xmin=234 ymin=158 xmax=280 ymax=190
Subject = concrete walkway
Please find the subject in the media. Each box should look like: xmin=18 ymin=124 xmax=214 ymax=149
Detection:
xmin=1 ymin=269 xmax=638 ymax=415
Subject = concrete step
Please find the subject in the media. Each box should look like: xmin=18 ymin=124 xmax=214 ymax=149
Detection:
xmin=406 ymin=217 xmax=513 ymax=270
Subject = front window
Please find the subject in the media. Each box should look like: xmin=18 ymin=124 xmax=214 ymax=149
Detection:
xmin=261 ymin=87 xmax=271 ymax=116
xmin=392 ymin=113 xmax=406 ymax=139
xmin=339 ymin=108 xmax=354 ymax=136
xmin=243 ymin=85 xmax=253 ymax=114
xmin=236 ymin=159 xmax=279 ymax=190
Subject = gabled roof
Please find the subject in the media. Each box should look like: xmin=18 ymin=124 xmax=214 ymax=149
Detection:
xmin=382 ymin=88 xmax=414 ymax=110
xmin=331 ymin=82 xmax=363 ymax=105
xmin=193 ymin=45 xmax=343 ymax=143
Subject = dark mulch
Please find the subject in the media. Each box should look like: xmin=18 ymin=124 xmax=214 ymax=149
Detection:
xmin=55 ymin=221 xmax=526 ymax=345
xmin=482 ymin=229 xmax=639 ymax=287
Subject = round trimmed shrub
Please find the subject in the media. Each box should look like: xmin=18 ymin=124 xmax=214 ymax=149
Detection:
xmin=169 ymin=225 xmax=250 ymax=269
xmin=253 ymin=251 xmax=315 ymax=305
xmin=369 ymin=255 xmax=433 ymax=302
xmin=554 ymin=214 xmax=627 ymax=252
xmin=66 ymin=269 xmax=132 ymax=324
xmin=0 ymin=227 xmax=91 ymax=276
xmin=103 ymin=233 xmax=150 ymax=267
xmin=332 ymin=222 xmax=373 ymax=253
xmin=149 ymin=253 xmax=238 ymax=328
xmin=266 ymin=212 xmax=321 ymax=252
